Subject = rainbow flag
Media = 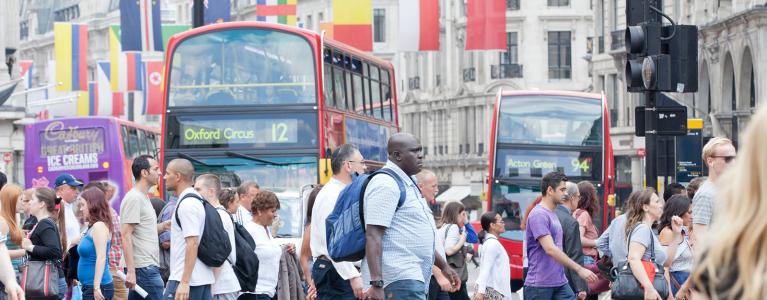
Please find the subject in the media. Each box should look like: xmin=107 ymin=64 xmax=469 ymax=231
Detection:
xmin=256 ymin=0 xmax=297 ymax=25
xmin=333 ymin=0 xmax=372 ymax=51
xmin=54 ymin=23 xmax=88 ymax=91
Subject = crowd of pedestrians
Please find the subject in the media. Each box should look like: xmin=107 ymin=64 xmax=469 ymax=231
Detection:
xmin=2 ymin=107 xmax=767 ymax=300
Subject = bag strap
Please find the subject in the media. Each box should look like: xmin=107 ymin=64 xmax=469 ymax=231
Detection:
xmin=359 ymin=168 xmax=409 ymax=231
xmin=374 ymin=168 xmax=408 ymax=208
xmin=625 ymin=223 xmax=657 ymax=262
xmin=174 ymin=193 xmax=206 ymax=230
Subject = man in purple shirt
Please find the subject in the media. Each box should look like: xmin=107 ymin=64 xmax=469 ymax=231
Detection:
xmin=524 ymin=172 xmax=597 ymax=300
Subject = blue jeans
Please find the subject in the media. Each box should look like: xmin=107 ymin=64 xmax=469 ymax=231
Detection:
xmin=524 ymin=284 xmax=576 ymax=300
xmin=670 ymin=271 xmax=690 ymax=296
xmin=82 ymin=283 xmax=115 ymax=300
xmin=311 ymin=259 xmax=356 ymax=300
xmin=583 ymin=256 xmax=595 ymax=265
xmin=59 ymin=277 xmax=67 ymax=300
xmin=129 ymin=266 xmax=165 ymax=300
xmin=384 ymin=280 xmax=426 ymax=300
xmin=163 ymin=281 xmax=212 ymax=300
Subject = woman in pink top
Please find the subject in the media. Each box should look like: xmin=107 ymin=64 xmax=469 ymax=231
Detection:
xmin=574 ymin=181 xmax=609 ymax=298
xmin=574 ymin=181 xmax=600 ymax=262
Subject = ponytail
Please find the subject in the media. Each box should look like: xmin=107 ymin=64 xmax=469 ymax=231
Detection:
xmin=477 ymin=230 xmax=487 ymax=244
xmin=479 ymin=211 xmax=500 ymax=244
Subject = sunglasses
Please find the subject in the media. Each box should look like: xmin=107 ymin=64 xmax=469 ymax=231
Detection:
xmin=712 ymin=155 xmax=735 ymax=163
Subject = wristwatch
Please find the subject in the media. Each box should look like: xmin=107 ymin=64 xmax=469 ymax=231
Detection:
xmin=369 ymin=280 xmax=384 ymax=288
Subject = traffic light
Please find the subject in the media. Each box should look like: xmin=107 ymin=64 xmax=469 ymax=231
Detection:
xmin=625 ymin=23 xmax=663 ymax=91
xmin=625 ymin=23 xmax=698 ymax=93
xmin=624 ymin=1 xmax=698 ymax=93
xmin=664 ymin=25 xmax=698 ymax=93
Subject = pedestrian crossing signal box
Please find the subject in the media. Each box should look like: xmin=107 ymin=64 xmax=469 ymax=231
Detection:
xmin=634 ymin=106 xmax=688 ymax=136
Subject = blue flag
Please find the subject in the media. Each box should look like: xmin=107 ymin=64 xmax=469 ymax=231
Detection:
xmin=120 ymin=0 xmax=163 ymax=51
xmin=194 ymin=0 xmax=231 ymax=25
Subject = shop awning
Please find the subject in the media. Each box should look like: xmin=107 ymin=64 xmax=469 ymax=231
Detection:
xmin=436 ymin=186 xmax=471 ymax=203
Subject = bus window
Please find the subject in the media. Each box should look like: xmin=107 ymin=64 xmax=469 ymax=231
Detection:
xmin=382 ymin=88 xmax=392 ymax=122
xmin=137 ymin=129 xmax=148 ymax=155
xmin=345 ymin=71 xmax=353 ymax=112
xmin=362 ymin=73 xmax=372 ymax=116
xmin=128 ymin=128 xmax=140 ymax=159
xmin=333 ymin=67 xmax=346 ymax=110
xmin=370 ymin=65 xmax=379 ymax=81
xmin=121 ymin=125 xmax=130 ymax=158
xmin=323 ymin=64 xmax=334 ymax=107
xmin=147 ymin=132 xmax=157 ymax=154
xmin=353 ymin=73 xmax=364 ymax=114
xmin=371 ymin=80 xmax=382 ymax=119
xmin=323 ymin=48 xmax=333 ymax=64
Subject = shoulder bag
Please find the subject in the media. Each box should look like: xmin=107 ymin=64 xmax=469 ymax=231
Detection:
xmin=21 ymin=219 xmax=61 ymax=299
xmin=610 ymin=225 xmax=669 ymax=300
xmin=444 ymin=224 xmax=468 ymax=282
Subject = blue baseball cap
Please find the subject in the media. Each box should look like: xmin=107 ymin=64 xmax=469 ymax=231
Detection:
xmin=54 ymin=173 xmax=84 ymax=188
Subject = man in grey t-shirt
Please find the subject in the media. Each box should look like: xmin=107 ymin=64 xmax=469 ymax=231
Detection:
xmin=691 ymin=137 xmax=736 ymax=248
xmin=121 ymin=155 xmax=170 ymax=300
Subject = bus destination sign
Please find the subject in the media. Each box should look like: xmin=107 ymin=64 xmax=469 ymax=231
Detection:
xmin=179 ymin=117 xmax=298 ymax=146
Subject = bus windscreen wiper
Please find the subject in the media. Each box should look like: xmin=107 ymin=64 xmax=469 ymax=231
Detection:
xmin=224 ymin=151 xmax=314 ymax=166
xmin=177 ymin=153 xmax=244 ymax=167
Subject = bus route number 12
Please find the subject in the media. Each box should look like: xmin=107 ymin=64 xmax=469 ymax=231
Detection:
xmin=272 ymin=123 xmax=289 ymax=142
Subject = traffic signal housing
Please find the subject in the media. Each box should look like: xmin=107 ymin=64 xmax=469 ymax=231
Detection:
xmin=625 ymin=23 xmax=698 ymax=93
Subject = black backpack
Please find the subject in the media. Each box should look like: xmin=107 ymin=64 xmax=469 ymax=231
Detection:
xmin=174 ymin=193 xmax=231 ymax=267
xmin=217 ymin=208 xmax=260 ymax=292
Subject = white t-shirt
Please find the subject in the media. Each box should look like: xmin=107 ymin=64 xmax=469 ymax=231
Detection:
xmin=309 ymin=177 xmax=360 ymax=280
xmin=244 ymin=221 xmax=281 ymax=297
xmin=169 ymin=188 xmax=215 ymax=286
xmin=63 ymin=200 xmax=81 ymax=247
xmin=213 ymin=205 xmax=241 ymax=294
xmin=233 ymin=205 xmax=253 ymax=226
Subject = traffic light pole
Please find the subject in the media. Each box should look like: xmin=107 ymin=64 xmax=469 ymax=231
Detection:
xmin=645 ymin=91 xmax=658 ymax=190
xmin=193 ymin=0 xmax=205 ymax=28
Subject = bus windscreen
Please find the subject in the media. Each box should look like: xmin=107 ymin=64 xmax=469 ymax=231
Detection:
xmin=497 ymin=95 xmax=602 ymax=146
xmin=168 ymin=28 xmax=317 ymax=107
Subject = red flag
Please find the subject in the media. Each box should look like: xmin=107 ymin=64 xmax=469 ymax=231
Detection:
xmin=112 ymin=92 xmax=124 ymax=117
xmin=465 ymin=0 xmax=506 ymax=50
xmin=143 ymin=60 xmax=163 ymax=115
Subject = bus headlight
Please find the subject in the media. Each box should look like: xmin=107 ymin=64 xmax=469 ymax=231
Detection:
xmin=37 ymin=166 xmax=43 ymax=173
xmin=103 ymin=162 xmax=110 ymax=169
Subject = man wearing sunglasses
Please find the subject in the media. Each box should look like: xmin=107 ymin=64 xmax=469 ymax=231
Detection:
xmin=691 ymin=137 xmax=736 ymax=248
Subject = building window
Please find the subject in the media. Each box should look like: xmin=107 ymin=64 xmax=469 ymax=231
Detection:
xmin=548 ymin=0 xmax=569 ymax=6
xmin=306 ymin=15 xmax=313 ymax=30
xmin=318 ymin=12 xmax=324 ymax=22
xmin=612 ymin=0 xmax=618 ymax=30
xmin=548 ymin=31 xmax=571 ymax=79
xmin=373 ymin=9 xmax=386 ymax=42
xmin=507 ymin=0 xmax=520 ymax=10
xmin=500 ymin=32 xmax=518 ymax=64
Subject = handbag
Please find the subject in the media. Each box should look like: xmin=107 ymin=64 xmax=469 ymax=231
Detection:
xmin=444 ymin=224 xmax=468 ymax=282
xmin=484 ymin=287 xmax=505 ymax=300
xmin=20 ymin=260 xmax=60 ymax=298
xmin=610 ymin=225 xmax=670 ymax=300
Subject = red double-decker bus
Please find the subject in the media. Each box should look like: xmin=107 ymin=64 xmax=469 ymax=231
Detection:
xmin=159 ymin=22 xmax=398 ymax=243
xmin=485 ymin=90 xmax=615 ymax=287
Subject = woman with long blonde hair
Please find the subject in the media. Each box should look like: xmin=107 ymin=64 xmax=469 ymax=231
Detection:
xmin=691 ymin=106 xmax=767 ymax=299
xmin=0 ymin=184 xmax=24 ymax=276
